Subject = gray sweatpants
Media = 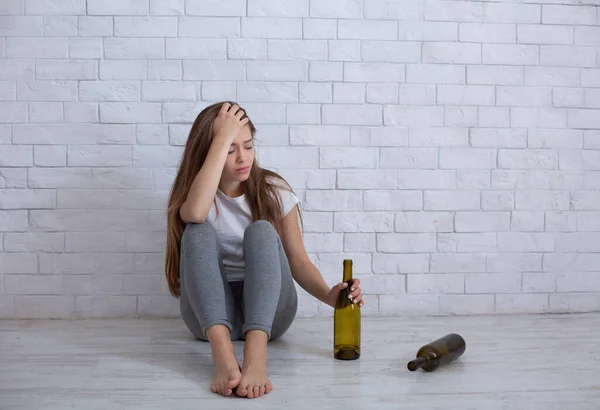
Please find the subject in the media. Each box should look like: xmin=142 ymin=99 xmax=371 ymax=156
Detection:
xmin=179 ymin=220 xmax=298 ymax=341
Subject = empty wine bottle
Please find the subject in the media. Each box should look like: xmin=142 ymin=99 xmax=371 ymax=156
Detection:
xmin=333 ymin=259 xmax=361 ymax=360
xmin=407 ymin=333 xmax=466 ymax=372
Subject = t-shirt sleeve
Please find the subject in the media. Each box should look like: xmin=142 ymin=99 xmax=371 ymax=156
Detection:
xmin=278 ymin=185 xmax=300 ymax=217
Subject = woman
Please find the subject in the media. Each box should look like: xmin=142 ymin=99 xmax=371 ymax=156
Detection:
xmin=165 ymin=101 xmax=364 ymax=399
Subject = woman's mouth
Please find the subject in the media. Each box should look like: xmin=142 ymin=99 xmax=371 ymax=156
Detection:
xmin=236 ymin=166 xmax=249 ymax=173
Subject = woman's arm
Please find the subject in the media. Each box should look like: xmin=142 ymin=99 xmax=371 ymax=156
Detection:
xmin=279 ymin=206 xmax=363 ymax=308
xmin=180 ymin=103 xmax=248 ymax=224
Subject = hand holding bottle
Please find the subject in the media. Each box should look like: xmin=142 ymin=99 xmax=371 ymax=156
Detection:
xmin=212 ymin=102 xmax=249 ymax=146
xmin=325 ymin=278 xmax=363 ymax=308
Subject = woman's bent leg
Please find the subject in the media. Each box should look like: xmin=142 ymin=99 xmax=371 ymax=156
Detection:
xmin=235 ymin=220 xmax=298 ymax=399
xmin=179 ymin=222 xmax=242 ymax=396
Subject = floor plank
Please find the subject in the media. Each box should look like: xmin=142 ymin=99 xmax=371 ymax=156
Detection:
xmin=1 ymin=313 xmax=599 ymax=409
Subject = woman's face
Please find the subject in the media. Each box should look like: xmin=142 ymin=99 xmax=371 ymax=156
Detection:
xmin=221 ymin=125 xmax=255 ymax=184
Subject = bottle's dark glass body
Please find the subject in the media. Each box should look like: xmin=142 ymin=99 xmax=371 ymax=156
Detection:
xmin=407 ymin=333 xmax=466 ymax=372
xmin=333 ymin=259 xmax=361 ymax=360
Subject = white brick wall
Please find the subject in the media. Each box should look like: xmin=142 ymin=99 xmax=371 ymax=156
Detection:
xmin=1 ymin=0 xmax=599 ymax=319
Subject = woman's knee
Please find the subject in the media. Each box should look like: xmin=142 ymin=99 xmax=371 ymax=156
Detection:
xmin=182 ymin=221 xmax=217 ymax=247
xmin=244 ymin=220 xmax=278 ymax=243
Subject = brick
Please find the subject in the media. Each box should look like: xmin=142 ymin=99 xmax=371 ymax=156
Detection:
xmin=467 ymin=65 xmax=523 ymax=86
xmin=150 ymin=0 xmax=183 ymax=15
xmin=522 ymin=273 xmax=555 ymax=293
xmin=483 ymin=3 xmax=540 ymax=23
xmin=303 ymin=233 xmax=344 ymax=253
xmin=380 ymin=148 xmax=437 ymax=169
xmin=482 ymin=190 xmax=514 ymax=211
xmin=582 ymin=69 xmax=600 ymax=88
xmin=540 ymin=46 xmax=596 ymax=68
xmin=28 ymin=168 xmax=91 ymax=189
xmin=328 ymin=40 xmax=360 ymax=62
xmin=114 ymin=17 xmax=177 ymax=38
xmin=545 ymin=211 xmax=577 ymax=232
xmin=302 ymin=19 xmax=336 ymax=39
xmin=556 ymin=233 xmax=600 ymax=252
xmin=379 ymin=294 xmax=439 ymax=316
xmin=3 ymin=232 xmax=64 ymax=252
xmin=290 ymin=125 xmax=350 ymax=146
xmin=438 ymin=232 xmax=497 ymax=253
xmin=457 ymin=170 xmax=491 ymax=190
xmin=438 ymin=85 xmax=495 ymax=106
xmin=185 ymin=0 xmax=245 ymax=16
xmin=99 ymin=61 xmax=146 ymax=80
xmin=470 ymin=128 xmax=525 ymax=149
xmin=365 ymin=0 xmax=423 ymax=20
xmin=511 ymin=211 xmax=544 ymax=232
xmin=440 ymin=148 xmax=496 ymax=169
xmin=333 ymin=83 xmax=365 ymax=104
xmin=6 ymin=275 xmax=63 ymax=295
xmin=399 ymin=21 xmax=456 ymax=41
xmin=321 ymin=104 xmax=382 ymax=126
xmin=0 ymin=210 xmax=27 ymax=232
xmin=166 ymin=38 xmax=225 ymax=59
xmin=0 ymin=0 xmax=24 ymax=14
xmin=384 ymin=106 xmax=443 ymax=127
xmin=445 ymin=107 xmax=477 ymax=128
xmin=409 ymin=127 xmax=467 ymax=147
xmin=431 ymin=253 xmax=486 ymax=273
xmin=459 ymin=23 xmax=516 ymax=43
xmin=498 ymin=149 xmax=558 ymax=170
xmin=496 ymin=294 xmax=549 ymax=314
xmin=178 ymin=17 xmax=238 ymax=38
xmin=68 ymin=146 xmax=131 ymax=167
xmin=69 ymin=38 xmax=102 ymax=59
xmin=571 ymin=191 xmax=600 ymax=210
xmin=363 ymin=191 xmax=422 ymax=211
xmin=467 ymin=273 xmax=522 ymax=294
xmin=483 ymin=44 xmax=539 ymax=66
xmin=242 ymin=18 xmax=302 ymax=38
xmin=398 ymin=84 xmax=435 ymax=106
xmin=550 ymin=294 xmax=600 ymax=314
xmin=79 ymin=81 xmax=140 ymax=102
xmin=142 ymin=81 xmax=197 ymax=101
xmin=301 ymin=212 xmax=332 ymax=233
xmin=0 ymin=102 xmax=27 ymax=123
xmin=542 ymin=5 xmax=596 ymax=25
xmin=529 ymin=129 xmax=583 ymax=149
xmin=397 ymin=170 xmax=455 ymax=190
xmin=339 ymin=21 xmax=397 ymax=41
xmin=455 ymin=212 xmax=510 ymax=232
xmin=0 ymin=169 xmax=27 ymax=188
xmin=0 ymin=146 xmax=33 ymax=167
xmin=425 ymin=1 xmax=482 ymax=22
xmin=407 ymin=64 xmax=465 ymax=85
xmin=553 ymin=88 xmax=583 ymax=109
xmin=319 ymin=147 xmax=377 ymax=168
xmin=75 ymin=296 xmax=137 ymax=318
xmin=344 ymin=63 xmax=405 ymax=83
xmin=304 ymin=190 xmax=361 ymax=211
xmin=511 ymin=108 xmax=567 ymax=129
xmin=362 ymin=41 xmax=421 ymax=63
xmin=423 ymin=42 xmax=481 ymax=64
xmin=568 ymin=109 xmax=600 ymax=129
xmin=525 ymin=67 xmax=579 ymax=87
xmin=334 ymin=212 xmax=394 ymax=232
xmin=518 ymin=25 xmax=573 ymax=45
xmin=78 ymin=16 xmax=113 ymax=36
xmin=372 ymin=254 xmax=429 ymax=274
xmin=104 ymin=39 xmax=164 ymax=60
xmin=408 ymin=274 xmax=464 ymax=294
xmin=351 ymin=126 xmax=406 ymax=147
xmin=256 ymin=147 xmax=318 ymax=168
xmin=0 ymin=60 xmax=34 ymax=80
xmin=27 ymin=102 xmax=61 ymax=123
xmin=14 ymin=296 xmax=74 ymax=319
xmin=88 ymin=0 xmax=148 ymax=15
xmin=516 ymin=190 xmax=570 ymax=210
xmin=0 ymin=16 xmax=43 ymax=36
xmin=377 ymin=233 xmax=436 ymax=253
xmin=0 ymin=189 xmax=55 ymax=210
xmin=311 ymin=253 xmax=372 ymax=275
xmin=64 ymin=232 xmax=126 ymax=253
xmin=395 ymin=212 xmax=453 ymax=233
xmin=100 ymin=102 xmax=161 ymax=124
xmin=64 ymin=274 xmax=124 ymax=295
xmin=497 ymin=232 xmax=555 ymax=252
xmin=0 ymin=253 xmax=38 ymax=274
xmin=344 ymin=233 xmax=375 ymax=252
xmin=308 ymin=62 xmax=341 ymax=82
xmin=424 ymin=190 xmax=480 ymax=211
xmin=147 ymin=61 xmax=181 ymax=81
xmin=338 ymin=170 xmax=396 ymax=189
xmin=17 ymin=81 xmax=76 ymax=102
xmin=487 ymin=253 xmax=541 ymax=272
xmin=28 ymin=0 xmax=84 ymax=14
xmin=310 ymin=0 xmax=363 ymax=18
xmin=43 ymin=16 xmax=78 ymax=36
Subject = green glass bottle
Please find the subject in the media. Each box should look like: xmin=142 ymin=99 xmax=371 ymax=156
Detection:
xmin=407 ymin=333 xmax=466 ymax=372
xmin=333 ymin=259 xmax=361 ymax=360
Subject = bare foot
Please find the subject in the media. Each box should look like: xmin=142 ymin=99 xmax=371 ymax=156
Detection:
xmin=210 ymin=354 xmax=242 ymax=396
xmin=237 ymin=331 xmax=272 ymax=399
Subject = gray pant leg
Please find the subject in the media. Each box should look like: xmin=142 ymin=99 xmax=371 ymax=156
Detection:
xmin=241 ymin=220 xmax=298 ymax=341
xmin=179 ymin=222 xmax=242 ymax=341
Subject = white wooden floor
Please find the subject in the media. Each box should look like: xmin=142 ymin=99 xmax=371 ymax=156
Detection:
xmin=1 ymin=313 xmax=599 ymax=410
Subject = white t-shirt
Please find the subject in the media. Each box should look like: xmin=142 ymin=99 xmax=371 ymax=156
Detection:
xmin=206 ymin=179 xmax=300 ymax=282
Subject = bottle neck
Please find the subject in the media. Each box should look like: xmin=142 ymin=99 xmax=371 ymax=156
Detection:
xmin=407 ymin=356 xmax=428 ymax=371
xmin=342 ymin=260 xmax=353 ymax=282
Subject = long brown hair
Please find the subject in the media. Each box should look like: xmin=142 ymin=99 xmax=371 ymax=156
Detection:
xmin=165 ymin=101 xmax=302 ymax=297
